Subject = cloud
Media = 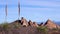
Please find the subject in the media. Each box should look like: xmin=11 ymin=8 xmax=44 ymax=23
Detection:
xmin=20 ymin=7 xmax=60 ymax=20
xmin=0 ymin=0 xmax=60 ymax=22
xmin=20 ymin=7 xmax=60 ymax=22
xmin=21 ymin=5 xmax=60 ymax=9
xmin=21 ymin=0 xmax=60 ymax=8
xmin=0 ymin=0 xmax=18 ymax=5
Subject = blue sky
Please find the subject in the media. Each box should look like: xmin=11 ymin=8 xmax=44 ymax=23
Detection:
xmin=0 ymin=0 xmax=60 ymax=23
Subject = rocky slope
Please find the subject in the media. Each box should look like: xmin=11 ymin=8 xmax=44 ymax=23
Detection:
xmin=0 ymin=17 xmax=60 ymax=34
xmin=44 ymin=19 xmax=60 ymax=29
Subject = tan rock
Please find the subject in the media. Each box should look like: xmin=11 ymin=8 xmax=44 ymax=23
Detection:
xmin=56 ymin=25 xmax=60 ymax=29
xmin=32 ymin=22 xmax=38 ymax=27
xmin=28 ymin=20 xmax=33 ymax=26
xmin=39 ymin=22 xmax=43 ymax=26
xmin=21 ymin=17 xmax=28 ymax=27
xmin=44 ymin=19 xmax=58 ymax=29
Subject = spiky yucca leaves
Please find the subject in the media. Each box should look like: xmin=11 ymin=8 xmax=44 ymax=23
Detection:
xmin=37 ymin=26 xmax=48 ymax=34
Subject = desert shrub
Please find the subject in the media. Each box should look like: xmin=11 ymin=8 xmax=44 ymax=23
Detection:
xmin=13 ymin=24 xmax=21 ymax=29
xmin=23 ymin=25 xmax=26 ymax=27
xmin=0 ymin=22 xmax=9 ymax=30
xmin=37 ymin=26 xmax=48 ymax=34
xmin=52 ymin=28 xmax=58 ymax=31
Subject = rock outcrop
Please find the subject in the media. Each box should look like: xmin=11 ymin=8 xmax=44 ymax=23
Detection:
xmin=32 ymin=22 xmax=38 ymax=27
xmin=21 ymin=17 xmax=28 ymax=27
xmin=44 ymin=19 xmax=58 ymax=29
xmin=28 ymin=20 xmax=33 ymax=26
xmin=39 ymin=22 xmax=43 ymax=26
xmin=9 ymin=17 xmax=60 ymax=29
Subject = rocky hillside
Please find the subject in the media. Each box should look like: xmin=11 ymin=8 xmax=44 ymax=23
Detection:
xmin=44 ymin=19 xmax=60 ymax=29
xmin=0 ymin=17 xmax=60 ymax=34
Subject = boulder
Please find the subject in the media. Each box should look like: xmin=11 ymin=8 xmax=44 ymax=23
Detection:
xmin=28 ymin=20 xmax=33 ymax=26
xmin=32 ymin=22 xmax=38 ymax=27
xmin=21 ymin=17 xmax=28 ymax=27
xmin=44 ymin=19 xmax=58 ymax=29
xmin=39 ymin=22 xmax=43 ymax=26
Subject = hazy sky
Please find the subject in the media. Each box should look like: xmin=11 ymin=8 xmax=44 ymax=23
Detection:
xmin=0 ymin=0 xmax=60 ymax=23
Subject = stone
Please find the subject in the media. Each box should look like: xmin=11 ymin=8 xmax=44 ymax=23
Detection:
xmin=39 ymin=22 xmax=43 ymax=26
xmin=21 ymin=17 xmax=28 ymax=27
xmin=28 ymin=20 xmax=33 ymax=26
xmin=44 ymin=19 xmax=58 ymax=29
xmin=32 ymin=22 xmax=38 ymax=27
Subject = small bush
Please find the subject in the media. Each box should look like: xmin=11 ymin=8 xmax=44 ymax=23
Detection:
xmin=13 ymin=24 xmax=21 ymax=29
xmin=52 ymin=28 xmax=58 ymax=31
xmin=37 ymin=26 xmax=48 ymax=34
xmin=0 ymin=22 xmax=9 ymax=30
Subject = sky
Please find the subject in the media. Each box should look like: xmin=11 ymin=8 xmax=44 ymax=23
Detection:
xmin=0 ymin=0 xmax=60 ymax=23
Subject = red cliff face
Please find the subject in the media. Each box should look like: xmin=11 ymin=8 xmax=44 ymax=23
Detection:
xmin=44 ymin=19 xmax=57 ymax=29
